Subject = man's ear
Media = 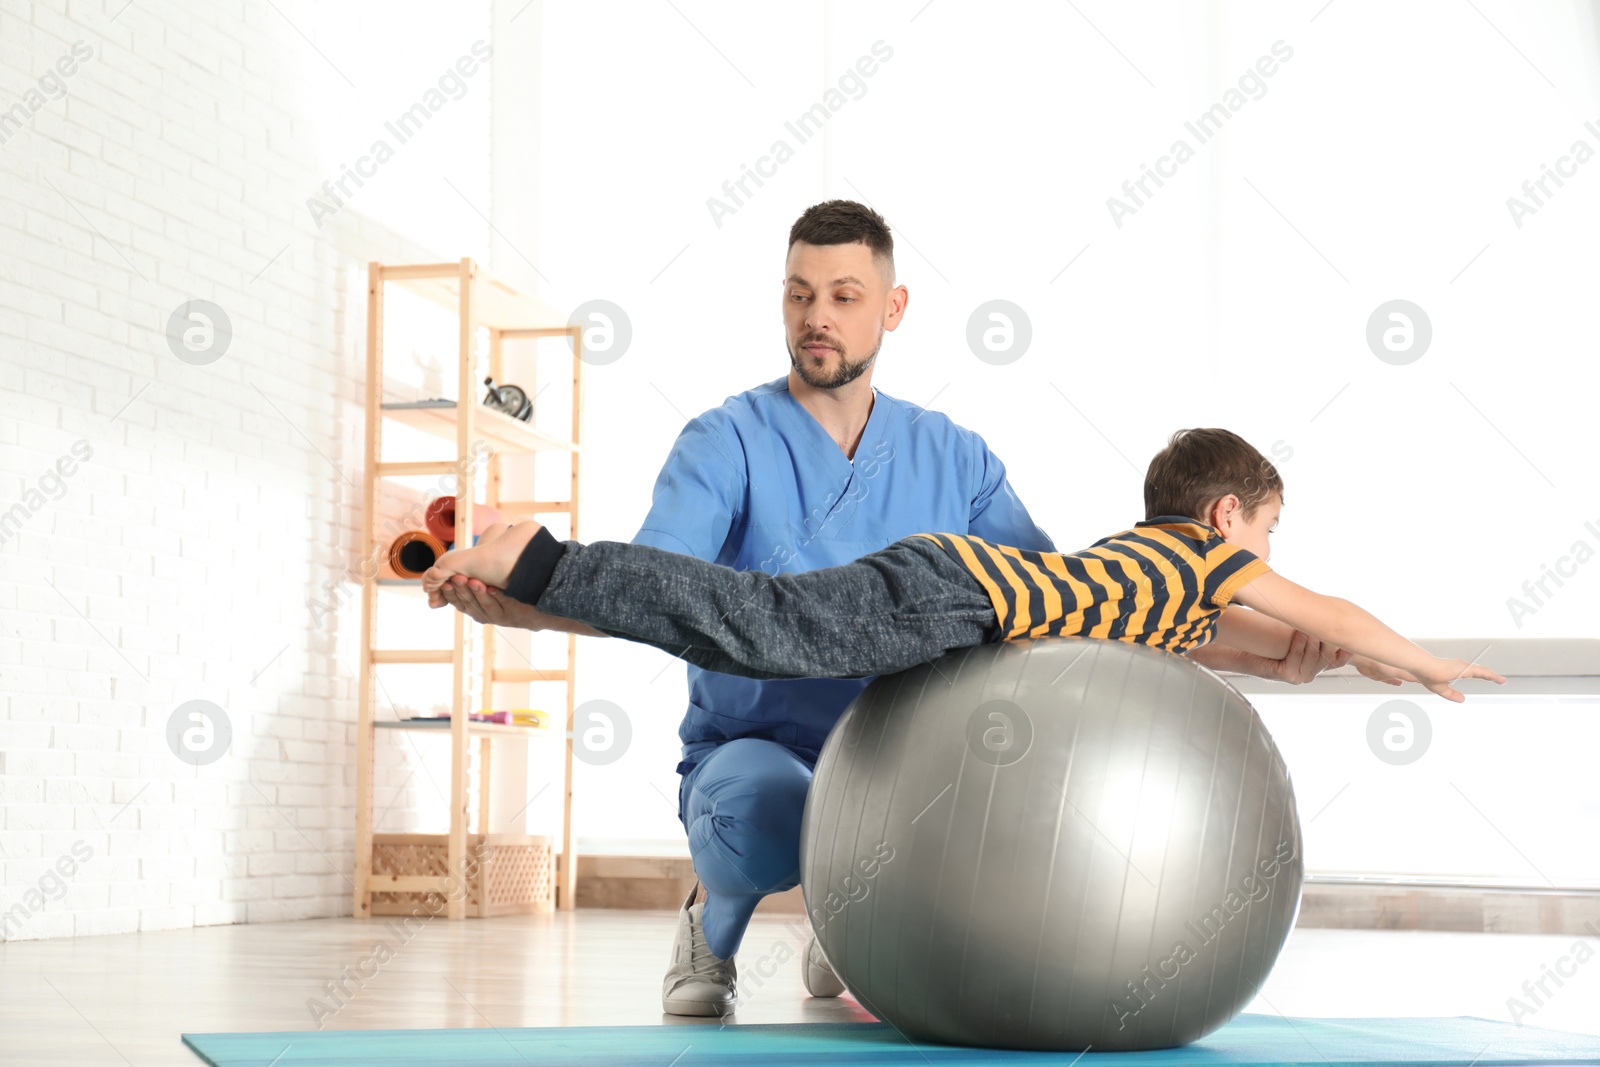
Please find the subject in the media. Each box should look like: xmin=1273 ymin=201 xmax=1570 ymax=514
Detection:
xmin=883 ymin=284 xmax=909 ymax=332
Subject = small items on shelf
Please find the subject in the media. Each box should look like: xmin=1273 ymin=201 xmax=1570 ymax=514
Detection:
xmin=482 ymin=376 xmax=532 ymax=421
xmin=425 ymin=495 xmax=503 ymax=546
xmin=388 ymin=530 xmax=446 ymax=577
xmin=400 ymin=709 xmax=549 ymax=728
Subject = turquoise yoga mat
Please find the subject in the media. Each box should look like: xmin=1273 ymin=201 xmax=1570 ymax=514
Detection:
xmin=183 ymin=1015 xmax=1600 ymax=1066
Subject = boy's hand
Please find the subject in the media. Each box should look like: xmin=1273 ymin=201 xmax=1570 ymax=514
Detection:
xmin=1351 ymin=655 xmax=1416 ymax=686
xmin=1418 ymin=657 xmax=1507 ymax=703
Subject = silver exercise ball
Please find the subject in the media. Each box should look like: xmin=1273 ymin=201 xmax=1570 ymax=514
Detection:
xmin=799 ymin=637 xmax=1303 ymax=1052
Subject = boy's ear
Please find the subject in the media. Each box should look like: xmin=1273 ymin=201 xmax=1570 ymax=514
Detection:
xmin=1210 ymin=493 xmax=1242 ymax=531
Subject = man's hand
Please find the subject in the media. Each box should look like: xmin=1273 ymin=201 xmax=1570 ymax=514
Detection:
xmin=437 ymin=574 xmax=611 ymax=638
xmin=1269 ymin=630 xmax=1351 ymax=684
xmin=1186 ymin=631 xmax=1348 ymax=683
xmin=439 ymin=575 xmax=547 ymax=629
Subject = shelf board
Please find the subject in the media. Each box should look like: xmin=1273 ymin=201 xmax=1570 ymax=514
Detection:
xmin=372 ymin=649 xmax=453 ymax=664
xmin=375 ymin=719 xmax=557 ymax=739
xmin=492 ymin=667 xmax=571 ymax=683
xmin=381 ymin=399 xmax=578 ymax=455
xmin=386 ymin=265 xmax=569 ymax=333
xmin=494 ymin=499 xmax=573 ymax=514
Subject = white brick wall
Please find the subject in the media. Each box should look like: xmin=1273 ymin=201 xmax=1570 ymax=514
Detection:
xmin=1 ymin=0 xmax=497 ymax=940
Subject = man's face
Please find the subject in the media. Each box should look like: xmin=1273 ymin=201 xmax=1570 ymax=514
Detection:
xmin=782 ymin=241 xmax=905 ymax=390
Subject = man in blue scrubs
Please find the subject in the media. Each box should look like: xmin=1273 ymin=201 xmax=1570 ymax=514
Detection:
xmin=634 ymin=201 xmax=1060 ymax=1014
xmin=439 ymin=200 xmax=1342 ymax=1016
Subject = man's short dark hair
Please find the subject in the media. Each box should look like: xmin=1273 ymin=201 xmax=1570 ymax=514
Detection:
xmin=1144 ymin=428 xmax=1285 ymax=523
xmin=788 ymin=200 xmax=896 ymax=283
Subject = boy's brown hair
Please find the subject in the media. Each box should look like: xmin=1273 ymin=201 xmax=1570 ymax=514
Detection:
xmin=1144 ymin=428 xmax=1284 ymax=523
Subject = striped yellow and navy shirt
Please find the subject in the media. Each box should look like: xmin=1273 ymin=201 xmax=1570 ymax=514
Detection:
xmin=913 ymin=517 xmax=1272 ymax=654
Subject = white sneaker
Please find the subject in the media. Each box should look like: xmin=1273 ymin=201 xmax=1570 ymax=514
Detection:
xmin=802 ymin=934 xmax=845 ymax=998
xmin=661 ymin=883 xmax=736 ymax=1016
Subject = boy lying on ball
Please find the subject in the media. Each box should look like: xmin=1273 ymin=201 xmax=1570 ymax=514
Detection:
xmin=421 ymin=428 xmax=1504 ymax=702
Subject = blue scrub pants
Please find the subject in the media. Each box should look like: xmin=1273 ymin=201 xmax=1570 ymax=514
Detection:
xmin=678 ymin=737 xmax=814 ymax=960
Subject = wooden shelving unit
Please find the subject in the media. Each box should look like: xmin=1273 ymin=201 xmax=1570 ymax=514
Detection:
xmin=354 ymin=258 xmax=584 ymax=920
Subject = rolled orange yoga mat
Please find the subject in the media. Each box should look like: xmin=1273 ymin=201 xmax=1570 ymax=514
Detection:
xmin=388 ymin=530 xmax=447 ymax=579
xmin=425 ymin=496 xmax=503 ymax=545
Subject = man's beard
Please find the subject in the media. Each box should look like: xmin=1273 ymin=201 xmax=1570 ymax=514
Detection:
xmin=788 ymin=330 xmax=882 ymax=390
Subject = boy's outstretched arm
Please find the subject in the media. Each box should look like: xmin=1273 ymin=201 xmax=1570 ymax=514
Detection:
xmin=1211 ymin=606 xmax=1430 ymax=688
xmin=1211 ymin=605 xmax=1293 ymax=659
xmin=1229 ymin=572 xmax=1505 ymax=702
xmin=1203 ymin=607 xmax=1420 ymax=694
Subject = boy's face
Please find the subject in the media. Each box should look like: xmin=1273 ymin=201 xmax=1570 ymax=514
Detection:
xmin=1209 ymin=492 xmax=1281 ymax=562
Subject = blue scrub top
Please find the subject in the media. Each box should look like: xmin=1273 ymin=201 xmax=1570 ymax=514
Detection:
xmin=632 ymin=376 xmax=1055 ymax=774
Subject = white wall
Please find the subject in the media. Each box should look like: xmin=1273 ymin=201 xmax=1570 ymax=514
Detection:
xmin=0 ymin=0 xmax=500 ymax=939
xmin=1260 ymin=693 xmax=1600 ymax=887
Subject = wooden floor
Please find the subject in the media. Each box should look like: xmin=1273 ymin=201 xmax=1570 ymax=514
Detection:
xmin=1 ymin=911 xmax=1597 ymax=1065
